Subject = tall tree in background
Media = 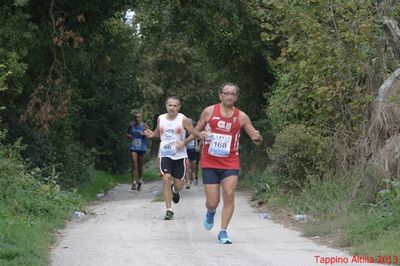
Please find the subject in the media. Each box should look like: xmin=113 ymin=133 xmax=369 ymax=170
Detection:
xmin=1 ymin=0 xmax=275 ymax=186
xmin=259 ymin=0 xmax=400 ymax=188
xmin=134 ymin=0 xmax=274 ymax=121
xmin=1 ymin=0 xmax=140 ymax=186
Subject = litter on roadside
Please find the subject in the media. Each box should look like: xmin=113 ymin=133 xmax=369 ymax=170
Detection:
xmin=259 ymin=212 xmax=271 ymax=220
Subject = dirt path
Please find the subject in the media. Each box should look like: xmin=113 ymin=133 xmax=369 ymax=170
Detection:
xmin=50 ymin=181 xmax=379 ymax=266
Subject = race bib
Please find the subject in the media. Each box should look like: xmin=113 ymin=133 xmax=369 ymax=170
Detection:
xmin=208 ymin=133 xmax=232 ymax=157
xmin=160 ymin=141 xmax=177 ymax=156
xmin=131 ymin=139 xmax=142 ymax=149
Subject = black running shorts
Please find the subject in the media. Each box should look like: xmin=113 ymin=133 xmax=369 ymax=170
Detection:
xmin=187 ymin=149 xmax=198 ymax=161
xmin=160 ymin=157 xmax=186 ymax=180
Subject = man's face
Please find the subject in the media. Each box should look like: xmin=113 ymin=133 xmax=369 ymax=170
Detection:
xmin=219 ymin=85 xmax=238 ymax=107
xmin=165 ymin=99 xmax=180 ymax=116
xmin=134 ymin=113 xmax=142 ymax=123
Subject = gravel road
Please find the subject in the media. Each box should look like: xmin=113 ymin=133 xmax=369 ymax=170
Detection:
xmin=50 ymin=181 xmax=380 ymax=266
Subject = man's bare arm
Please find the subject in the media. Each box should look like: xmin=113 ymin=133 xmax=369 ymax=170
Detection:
xmin=144 ymin=118 xmax=160 ymax=139
xmin=183 ymin=117 xmax=204 ymax=142
xmin=144 ymin=122 xmax=151 ymax=131
xmin=241 ymin=112 xmax=263 ymax=145
xmin=184 ymin=106 xmax=213 ymax=145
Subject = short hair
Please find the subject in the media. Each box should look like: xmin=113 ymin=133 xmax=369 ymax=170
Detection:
xmin=131 ymin=110 xmax=141 ymax=117
xmin=165 ymin=96 xmax=181 ymax=105
xmin=218 ymin=82 xmax=240 ymax=95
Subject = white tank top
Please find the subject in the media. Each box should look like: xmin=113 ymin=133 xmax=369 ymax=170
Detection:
xmin=158 ymin=113 xmax=187 ymax=159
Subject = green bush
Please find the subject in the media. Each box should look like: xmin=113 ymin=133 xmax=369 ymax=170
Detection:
xmin=0 ymin=133 xmax=84 ymax=265
xmin=8 ymin=119 xmax=95 ymax=189
xmin=0 ymin=140 xmax=83 ymax=219
xmin=342 ymin=206 xmax=400 ymax=248
xmin=268 ymin=124 xmax=333 ymax=188
xmin=377 ymin=179 xmax=400 ymax=213
xmin=298 ymin=176 xmax=352 ymax=216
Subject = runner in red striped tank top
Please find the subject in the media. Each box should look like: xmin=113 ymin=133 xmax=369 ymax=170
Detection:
xmin=184 ymin=82 xmax=263 ymax=244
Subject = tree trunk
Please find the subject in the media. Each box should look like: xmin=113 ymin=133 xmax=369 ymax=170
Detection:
xmin=383 ymin=17 xmax=400 ymax=57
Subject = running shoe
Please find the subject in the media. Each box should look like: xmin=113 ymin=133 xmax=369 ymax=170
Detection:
xmin=164 ymin=210 xmax=174 ymax=220
xmin=171 ymin=184 xmax=180 ymax=204
xmin=137 ymin=181 xmax=142 ymax=191
xmin=131 ymin=183 xmax=137 ymax=190
xmin=203 ymin=210 xmax=215 ymax=230
xmin=218 ymin=230 xmax=232 ymax=244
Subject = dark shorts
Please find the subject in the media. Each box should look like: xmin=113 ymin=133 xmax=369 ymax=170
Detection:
xmin=160 ymin=157 xmax=186 ymax=180
xmin=187 ymin=149 xmax=198 ymax=161
xmin=202 ymin=168 xmax=240 ymax=184
xmin=130 ymin=150 xmax=146 ymax=156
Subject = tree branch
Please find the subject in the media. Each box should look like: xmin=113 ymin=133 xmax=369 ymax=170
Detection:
xmin=383 ymin=17 xmax=400 ymax=57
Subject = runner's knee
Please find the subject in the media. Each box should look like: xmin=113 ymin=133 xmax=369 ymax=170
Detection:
xmin=207 ymin=198 xmax=220 ymax=209
xmin=223 ymin=190 xmax=235 ymax=202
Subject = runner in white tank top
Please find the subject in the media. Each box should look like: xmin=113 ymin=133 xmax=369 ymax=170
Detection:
xmin=144 ymin=96 xmax=204 ymax=220
xmin=158 ymin=113 xmax=187 ymax=160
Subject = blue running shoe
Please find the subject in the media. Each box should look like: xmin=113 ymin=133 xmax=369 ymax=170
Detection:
xmin=218 ymin=230 xmax=232 ymax=244
xmin=203 ymin=210 xmax=215 ymax=230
